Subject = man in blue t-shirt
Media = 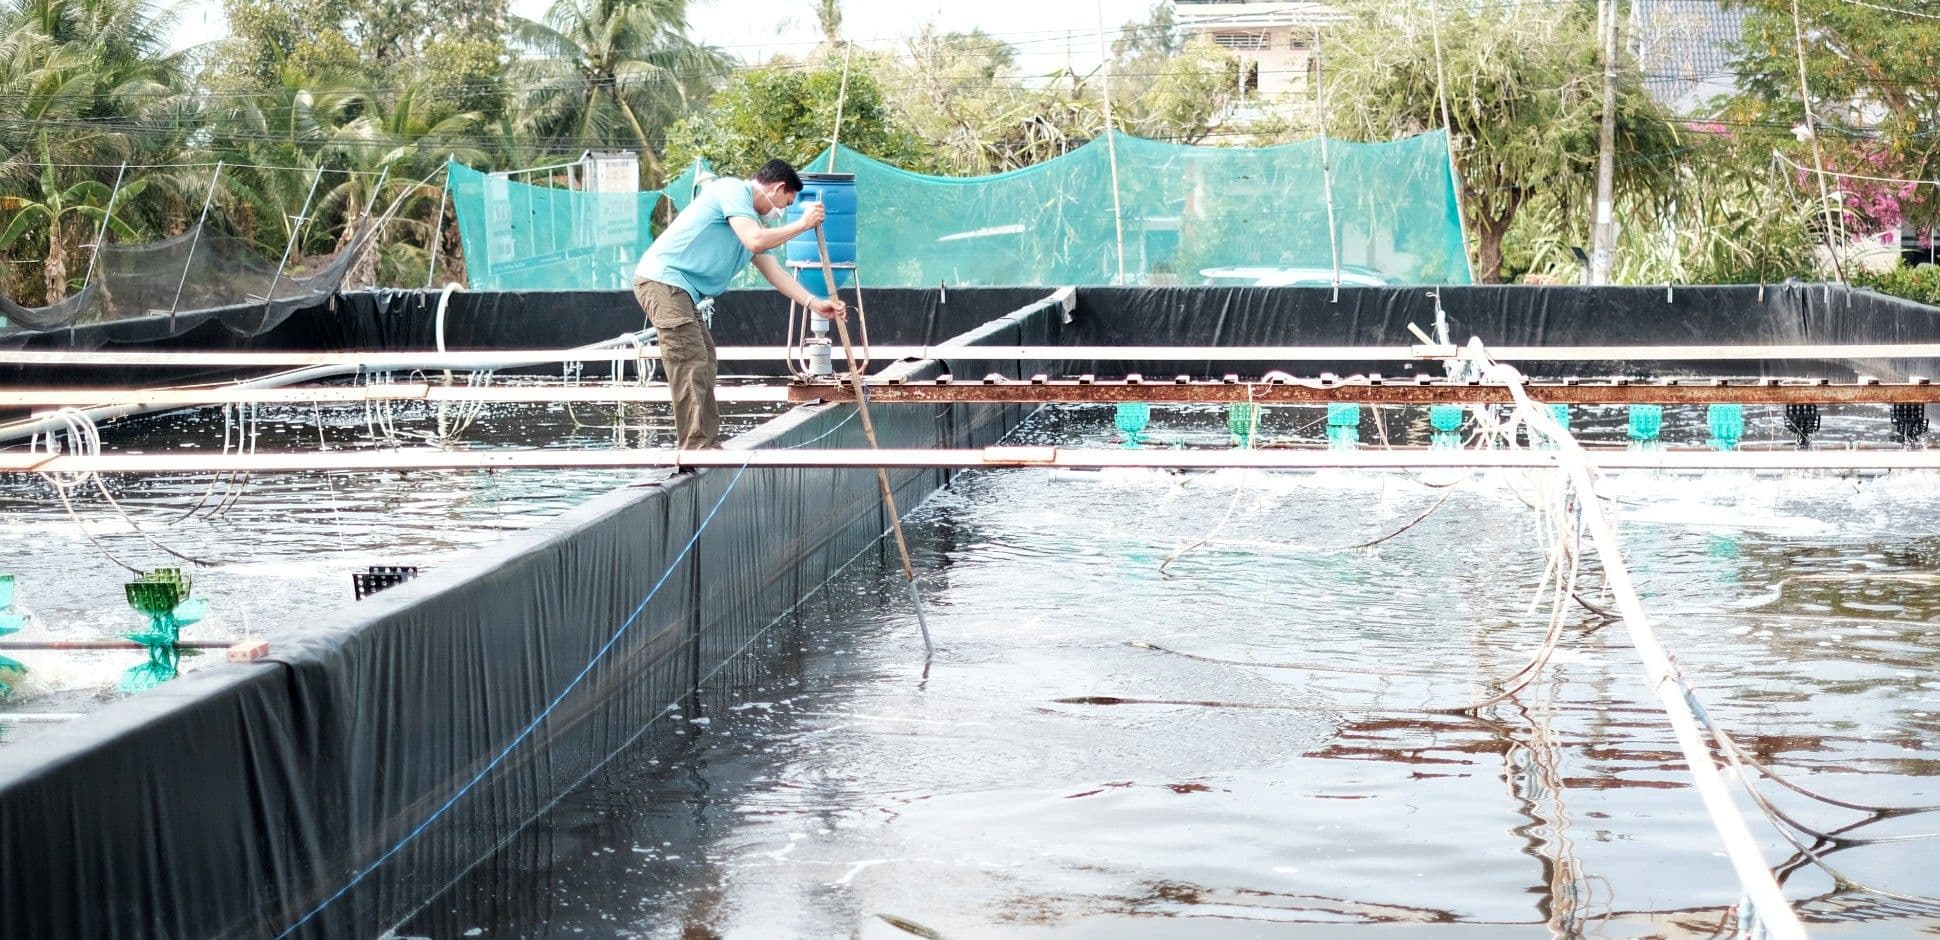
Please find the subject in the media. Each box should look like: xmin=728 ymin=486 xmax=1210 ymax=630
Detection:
xmin=633 ymin=159 xmax=847 ymax=450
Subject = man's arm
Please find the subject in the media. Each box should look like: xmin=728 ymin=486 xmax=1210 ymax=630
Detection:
xmin=752 ymin=253 xmax=846 ymax=319
xmin=728 ymin=202 xmax=825 ymax=253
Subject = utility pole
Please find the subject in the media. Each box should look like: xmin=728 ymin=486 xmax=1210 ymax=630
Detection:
xmin=1590 ymin=0 xmax=1620 ymax=284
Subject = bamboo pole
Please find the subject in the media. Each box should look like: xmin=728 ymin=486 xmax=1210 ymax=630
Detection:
xmin=262 ymin=168 xmax=326 ymax=314
xmin=77 ymin=162 xmax=127 ymax=294
xmin=814 ymin=225 xmax=931 ymax=655
xmin=167 ymin=161 xmax=223 ymax=324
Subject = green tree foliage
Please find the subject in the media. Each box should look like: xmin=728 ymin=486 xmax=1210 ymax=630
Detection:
xmin=1323 ymin=0 xmax=1682 ymax=282
xmin=1854 ymin=263 xmax=1940 ymax=305
xmin=215 ymin=0 xmax=509 ymax=93
xmin=0 ymin=0 xmax=1892 ymax=300
xmin=0 ymin=143 xmax=140 ymax=300
xmin=1112 ymin=35 xmax=1241 ymax=146
xmin=885 ymin=28 xmax=1100 ymax=175
xmin=212 ymin=0 xmax=358 ymax=91
xmin=0 ymin=0 xmax=187 ymax=302
xmin=1112 ymin=1 xmax=1181 ymax=59
xmin=664 ymin=54 xmax=924 ymax=177
xmin=510 ymin=0 xmax=728 ymax=184
xmin=1723 ymin=0 xmax=1940 ymax=233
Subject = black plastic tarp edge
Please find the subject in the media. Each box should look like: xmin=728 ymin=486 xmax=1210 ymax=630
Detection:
xmin=0 ymin=295 xmax=1065 ymax=940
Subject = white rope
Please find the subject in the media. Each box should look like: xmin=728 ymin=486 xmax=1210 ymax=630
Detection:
xmin=30 ymin=408 xmax=102 ymax=496
xmin=1157 ymin=393 xmax=1264 ymax=575
xmin=31 ymin=409 xmax=215 ymax=568
xmin=1790 ymin=0 xmax=1848 ymax=283
xmin=1771 ymin=147 xmax=1940 ymax=189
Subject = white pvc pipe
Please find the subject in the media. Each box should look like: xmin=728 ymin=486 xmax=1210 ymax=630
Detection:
xmin=7 ymin=445 xmax=1940 ymax=475
xmin=0 ymin=330 xmax=660 ymax=446
xmin=5 ymin=341 xmax=1938 ymax=368
xmin=1487 ymin=358 xmax=1807 ymax=940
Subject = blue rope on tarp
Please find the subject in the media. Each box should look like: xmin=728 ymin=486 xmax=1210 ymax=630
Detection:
xmin=281 ymin=402 xmax=879 ymax=937
xmin=276 ymin=458 xmax=754 ymax=938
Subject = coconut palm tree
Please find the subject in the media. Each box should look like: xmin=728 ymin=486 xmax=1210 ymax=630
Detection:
xmin=0 ymin=0 xmax=187 ymax=302
xmin=0 ymin=141 xmax=140 ymax=301
xmin=322 ymin=83 xmax=486 ymax=286
xmin=509 ymin=0 xmax=728 ymax=185
xmin=196 ymin=65 xmax=364 ymax=265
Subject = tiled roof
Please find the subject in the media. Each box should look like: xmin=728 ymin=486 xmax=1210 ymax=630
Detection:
xmin=1630 ymin=0 xmax=1750 ymax=113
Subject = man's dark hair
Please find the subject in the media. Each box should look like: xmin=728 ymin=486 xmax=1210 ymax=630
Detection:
xmin=752 ymin=159 xmax=803 ymax=193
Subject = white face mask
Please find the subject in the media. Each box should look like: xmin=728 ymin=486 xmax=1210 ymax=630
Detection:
xmin=758 ymin=184 xmax=787 ymax=225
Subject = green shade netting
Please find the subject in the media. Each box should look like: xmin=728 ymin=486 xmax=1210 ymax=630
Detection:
xmin=453 ymin=131 xmax=1470 ymax=291
xmin=449 ymin=160 xmax=666 ymax=291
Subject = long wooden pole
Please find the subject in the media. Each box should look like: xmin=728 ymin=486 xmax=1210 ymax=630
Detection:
xmin=814 ymin=224 xmax=931 ymax=655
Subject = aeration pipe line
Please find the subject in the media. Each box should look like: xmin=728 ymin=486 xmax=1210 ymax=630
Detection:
xmin=1484 ymin=355 xmax=1807 ymax=939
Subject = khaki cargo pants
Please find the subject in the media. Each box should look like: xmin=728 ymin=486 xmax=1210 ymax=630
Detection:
xmin=632 ymin=278 xmax=719 ymax=450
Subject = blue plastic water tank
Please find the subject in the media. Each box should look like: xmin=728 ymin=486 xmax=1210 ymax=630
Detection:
xmin=785 ymin=172 xmax=857 ymax=298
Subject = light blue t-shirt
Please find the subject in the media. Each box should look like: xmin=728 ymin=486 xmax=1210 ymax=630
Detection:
xmin=634 ymin=178 xmax=760 ymax=302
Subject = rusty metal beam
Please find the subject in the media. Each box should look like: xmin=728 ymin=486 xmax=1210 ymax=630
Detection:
xmin=789 ymin=376 xmax=1940 ymax=405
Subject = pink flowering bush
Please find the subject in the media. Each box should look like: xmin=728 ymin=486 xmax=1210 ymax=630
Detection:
xmin=1795 ymin=144 xmax=1935 ymax=245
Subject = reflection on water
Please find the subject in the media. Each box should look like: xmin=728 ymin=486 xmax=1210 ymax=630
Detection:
xmin=397 ymin=406 xmax=1940 ymax=938
xmin=0 ymin=382 xmax=786 ymax=733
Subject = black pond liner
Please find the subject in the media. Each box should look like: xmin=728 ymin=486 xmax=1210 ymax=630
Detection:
xmin=1 ymin=282 xmax=1936 ymax=939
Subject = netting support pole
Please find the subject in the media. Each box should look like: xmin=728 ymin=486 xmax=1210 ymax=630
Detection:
xmin=827 ymin=45 xmax=852 ymax=174
xmin=1428 ymin=0 xmax=1478 ymax=283
xmin=348 ymin=167 xmax=392 ymax=288
xmin=426 ymin=160 xmax=453 ymax=290
xmin=167 ymin=161 xmax=223 ymax=326
xmin=79 ymin=162 xmax=127 ymax=296
xmin=1789 ymin=0 xmax=1847 ymax=284
xmin=1096 ymin=0 xmax=1128 ymax=286
xmin=1314 ymin=27 xmax=1342 ymax=303
xmin=263 ymin=167 xmax=324 ymax=315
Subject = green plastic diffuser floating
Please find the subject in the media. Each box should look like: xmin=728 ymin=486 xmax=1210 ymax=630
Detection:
xmin=1627 ymin=404 xmax=1664 ymax=450
xmin=1326 ymin=403 xmax=1361 ymax=450
xmin=121 ymin=568 xmax=208 ymax=692
xmin=1706 ymin=403 xmax=1744 ymax=452
xmin=1428 ymin=404 xmax=1464 ymax=449
xmin=1114 ymin=402 xmax=1150 ymax=448
xmin=0 ymin=575 xmax=26 ymax=697
xmin=1227 ymin=403 xmax=1259 ymax=448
